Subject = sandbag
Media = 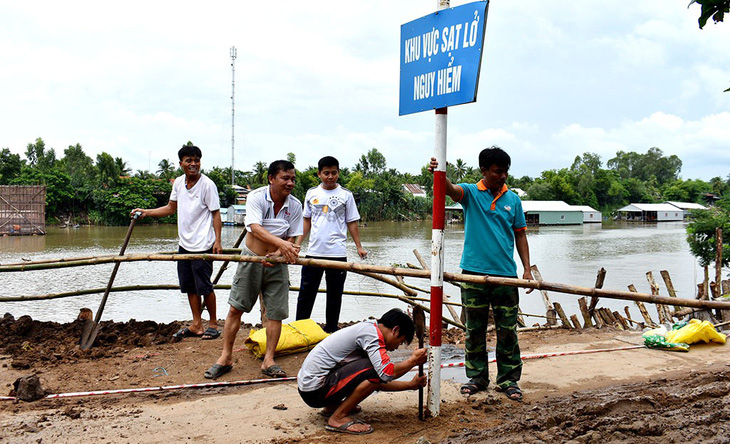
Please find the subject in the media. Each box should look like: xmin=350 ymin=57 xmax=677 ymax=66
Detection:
xmin=642 ymin=325 xmax=689 ymax=352
xmin=244 ymin=318 xmax=329 ymax=359
xmin=665 ymin=319 xmax=726 ymax=345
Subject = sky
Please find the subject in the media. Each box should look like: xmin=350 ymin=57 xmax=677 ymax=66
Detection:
xmin=1 ymin=0 xmax=729 ymax=181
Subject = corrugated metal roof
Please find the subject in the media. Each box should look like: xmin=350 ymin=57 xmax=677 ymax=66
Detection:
xmin=569 ymin=205 xmax=600 ymax=212
xmin=521 ymin=200 xmax=574 ymax=212
xmin=618 ymin=203 xmax=681 ymax=212
xmin=665 ymin=201 xmax=707 ymax=210
xmin=402 ymin=184 xmax=427 ymax=195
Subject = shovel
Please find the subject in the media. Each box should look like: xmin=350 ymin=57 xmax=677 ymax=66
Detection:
xmin=80 ymin=212 xmax=140 ymax=349
xmin=413 ymin=305 xmax=426 ymax=421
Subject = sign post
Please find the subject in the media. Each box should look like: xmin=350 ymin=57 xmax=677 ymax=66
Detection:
xmin=399 ymin=0 xmax=489 ymax=418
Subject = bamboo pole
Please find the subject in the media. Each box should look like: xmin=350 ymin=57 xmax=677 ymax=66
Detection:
xmin=413 ymin=249 xmax=462 ymax=325
xmin=530 ymin=265 xmax=557 ymax=326
xmin=212 ymin=231 xmax=246 ymax=285
xmin=7 ymin=252 xmax=730 ymax=311
xmin=715 ymin=227 xmax=723 ymax=299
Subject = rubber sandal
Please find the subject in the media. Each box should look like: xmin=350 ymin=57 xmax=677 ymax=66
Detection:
xmin=262 ymin=364 xmax=287 ymax=378
xmin=460 ymin=378 xmax=487 ymax=395
xmin=173 ymin=327 xmax=203 ymax=340
xmin=204 ymin=363 xmax=232 ymax=379
xmin=496 ymin=384 xmax=523 ymax=402
xmin=325 ymin=419 xmax=373 ymax=435
xmin=201 ymin=327 xmax=220 ymax=340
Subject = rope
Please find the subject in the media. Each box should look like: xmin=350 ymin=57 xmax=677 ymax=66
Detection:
xmin=2 ymin=345 xmax=643 ymax=402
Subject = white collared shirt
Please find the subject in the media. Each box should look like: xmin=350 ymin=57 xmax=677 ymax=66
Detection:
xmin=244 ymin=185 xmax=303 ymax=239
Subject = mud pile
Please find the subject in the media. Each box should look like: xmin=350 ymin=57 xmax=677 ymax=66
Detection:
xmin=0 ymin=313 xmax=183 ymax=367
xmin=444 ymin=367 xmax=730 ymax=443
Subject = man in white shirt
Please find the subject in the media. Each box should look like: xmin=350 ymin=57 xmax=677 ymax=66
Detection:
xmin=205 ymin=160 xmax=303 ymax=380
xmin=132 ymin=145 xmax=222 ymax=340
xmin=295 ymin=156 xmax=367 ymax=333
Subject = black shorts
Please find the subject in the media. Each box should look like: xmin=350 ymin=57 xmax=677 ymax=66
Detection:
xmin=177 ymin=246 xmax=214 ymax=296
xmin=298 ymin=357 xmax=380 ymax=408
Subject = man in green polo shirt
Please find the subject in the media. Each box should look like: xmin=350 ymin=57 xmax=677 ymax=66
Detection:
xmin=430 ymin=146 xmax=533 ymax=402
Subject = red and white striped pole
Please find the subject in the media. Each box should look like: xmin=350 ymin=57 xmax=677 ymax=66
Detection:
xmin=427 ymin=0 xmax=449 ymax=413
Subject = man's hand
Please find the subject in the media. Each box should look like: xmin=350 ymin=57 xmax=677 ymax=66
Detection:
xmin=428 ymin=157 xmax=438 ymax=173
xmin=131 ymin=208 xmax=147 ymax=219
xmin=357 ymin=246 xmax=368 ymax=260
xmin=212 ymin=240 xmax=223 ymax=255
xmin=410 ymin=347 xmax=428 ymax=366
xmin=522 ymin=268 xmax=534 ymax=294
xmin=266 ymin=240 xmax=300 ymax=265
xmin=409 ymin=374 xmax=427 ymax=390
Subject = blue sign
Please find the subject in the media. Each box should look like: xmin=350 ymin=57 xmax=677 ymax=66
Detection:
xmin=399 ymin=1 xmax=489 ymax=116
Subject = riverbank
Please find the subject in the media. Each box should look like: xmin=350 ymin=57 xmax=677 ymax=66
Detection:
xmin=1 ymin=314 xmax=728 ymax=443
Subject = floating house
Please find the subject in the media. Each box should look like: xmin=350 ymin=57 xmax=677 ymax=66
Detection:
xmin=402 ymin=184 xmax=428 ymax=198
xmin=521 ymin=200 xmax=583 ymax=225
xmin=226 ymin=204 xmax=246 ymax=225
xmin=665 ymin=201 xmax=708 ymax=219
xmin=569 ymin=205 xmax=602 ymax=223
xmin=616 ymin=203 xmax=683 ymax=222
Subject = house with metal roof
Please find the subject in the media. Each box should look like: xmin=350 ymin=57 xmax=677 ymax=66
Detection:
xmin=616 ymin=203 xmax=683 ymax=222
xmin=521 ymin=200 xmax=583 ymax=225
xmin=665 ymin=201 xmax=708 ymax=219
xmin=569 ymin=205 xmax=602 ymax=223
xmin=402 ymin=184 xmax=428 ymax=198
xmin=226 ymin=204 xmax=246 ymax=225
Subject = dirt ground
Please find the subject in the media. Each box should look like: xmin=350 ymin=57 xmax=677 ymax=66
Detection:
xmin=1 ymin=312 xmax=729 ymax=444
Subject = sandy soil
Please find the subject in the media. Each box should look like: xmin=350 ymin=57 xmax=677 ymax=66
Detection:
xmin=1 ymin=313 xmax=728 ymax=443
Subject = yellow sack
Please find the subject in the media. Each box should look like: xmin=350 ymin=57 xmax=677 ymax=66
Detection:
xmin=244 ymin=318 xmax=329 ymax=359
xmin=665 ymin=319 xmax=727 ymax=345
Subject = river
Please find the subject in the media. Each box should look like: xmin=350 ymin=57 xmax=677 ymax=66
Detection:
xmin=0 ymin=221 xmax=710 ymax=327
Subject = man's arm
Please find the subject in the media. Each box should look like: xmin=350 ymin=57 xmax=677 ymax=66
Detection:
xmin=295 ymin=217 xmax=312 ymax=247
xmin=211 ymin=209 xmax=222 ymax=254
xmin=249 ymin=223 xmax=300 ymax=263
xmin=391 ymin=347 xmax=427 ymax=379
xmin=131 ymin=201 xmax=177 ymax=219
xmin=515 ymin=229 xmax=534 ymax=293
xmin=429 ymin=157 xmax=462 ymax=201
xmin=346 ymin=221 xmax=367 ymax=259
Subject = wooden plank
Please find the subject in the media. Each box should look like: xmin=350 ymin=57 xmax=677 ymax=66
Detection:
xmin=613 ymin=310 xmax=629 ymax=330
xmin=530 ymin=265 xmax=557 ymax=326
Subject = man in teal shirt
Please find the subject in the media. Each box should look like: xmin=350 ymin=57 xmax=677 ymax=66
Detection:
xmin=430 ymin=146 xmax=533 ymax=401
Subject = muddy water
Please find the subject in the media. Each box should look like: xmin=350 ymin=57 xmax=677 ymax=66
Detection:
xmin=0 ymin=220 xmax=710 ymax=327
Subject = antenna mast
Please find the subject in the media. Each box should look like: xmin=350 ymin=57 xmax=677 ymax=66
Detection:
xmin=230 ymin=46 xmax=237 ymax=186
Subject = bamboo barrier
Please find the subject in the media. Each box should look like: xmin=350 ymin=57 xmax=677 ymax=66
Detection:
xmin=6 ymin=252 xmax=730 ymax=312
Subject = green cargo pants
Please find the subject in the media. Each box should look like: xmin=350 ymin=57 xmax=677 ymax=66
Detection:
xmin=460 ymin=271 xmax=522 ymax=389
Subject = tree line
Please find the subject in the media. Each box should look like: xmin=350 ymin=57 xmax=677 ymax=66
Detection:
xmin=1 ymin=138 xmax=729 ymax=225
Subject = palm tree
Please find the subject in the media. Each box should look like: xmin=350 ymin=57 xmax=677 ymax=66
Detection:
xmin=157 ymin=159 xmax=176 ymax=180
xmin=252 ymin=161 xmax=268 ymax=187
xmin=455 ymin=158 xmax=468 ymax=182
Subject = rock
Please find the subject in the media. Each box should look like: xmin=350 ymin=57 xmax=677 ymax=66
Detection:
xmin=13 ymin=374 xmax=47 ymax=401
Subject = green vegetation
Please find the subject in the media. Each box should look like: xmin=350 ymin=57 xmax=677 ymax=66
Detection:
xmin=1 ymin=138 xmax=728 ymax=225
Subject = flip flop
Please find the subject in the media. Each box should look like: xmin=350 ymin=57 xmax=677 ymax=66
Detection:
xmin=173 ymin=327 xmax=203 ymax=340
xmin=201 ymin=327 xmax=220 ymax=340
xmin=325 ymin=419 xmax=373 ymax=435
xmin=204 ymin=363 xmax=232 ymax=379
xmin=261 ymin=364 xmax=287 ymax=378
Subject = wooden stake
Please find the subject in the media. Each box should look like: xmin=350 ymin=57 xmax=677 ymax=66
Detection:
xmin=624 ymin=306 xmax=643 ymax=329
xmin=411 ymin=249 xmax=462 ymax=328
xmin=646 ymin=272 xmax=669 ymax=324
xmin=630 ymin=284 xmax=657 ymax=327
xmin=587 ymin=267 xmax=606 ymax=314
xmin=577 ymin=297 xmax=593 ymax=328
xmin=552 ymin=302 xmax=572 ymax=328
xmin=660 ymin=270 xmax=682 ymax=312
xmin=530 ymin=265 xmax=557 ymax=325
xmin=613 ymin=311 xmax=629 ymax=330
xmin=569 ymin=314 xmax=582 ymax=330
